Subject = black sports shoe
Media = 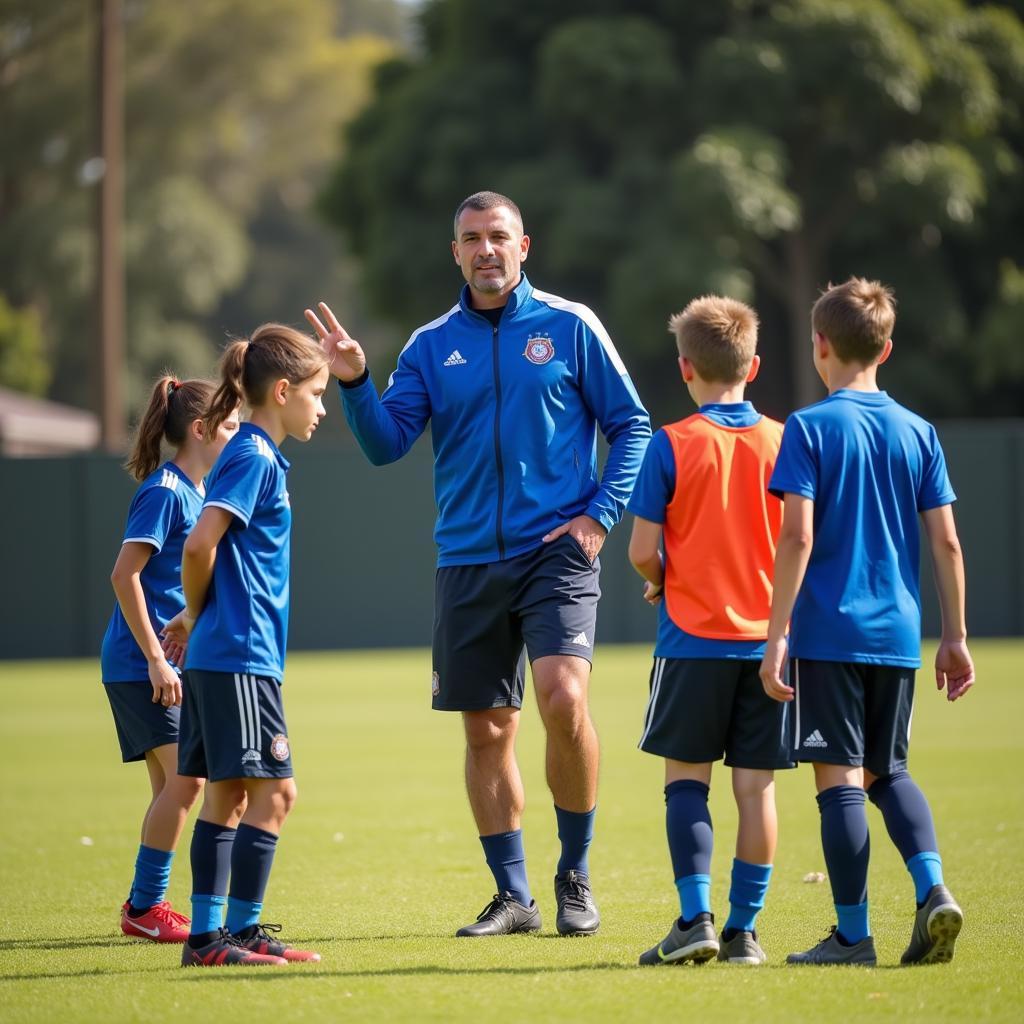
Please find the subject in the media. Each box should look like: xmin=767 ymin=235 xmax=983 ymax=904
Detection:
xmin=554 ymin=870 xmax=600 ymax=936
xmin=455 ymin=892 xmax=541 ymax=937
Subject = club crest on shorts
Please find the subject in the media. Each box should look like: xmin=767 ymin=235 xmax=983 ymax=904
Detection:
xmin=270 ymin=733 xmax=290 ymax=761
xmin=431 ymin=671 xmax=440 ymax=697
xmin=523 ymin=335 xmax=555 ymax=365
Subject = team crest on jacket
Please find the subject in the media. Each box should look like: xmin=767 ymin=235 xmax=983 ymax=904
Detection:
xmin=523 ymin=335 xmax=555 ymax=365
xmin=270 ymin=734 xmax=290 ymax=762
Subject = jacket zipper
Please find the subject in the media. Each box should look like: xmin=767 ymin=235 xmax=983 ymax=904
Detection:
xmin=491 ymin=323 xmax=505 ymax=560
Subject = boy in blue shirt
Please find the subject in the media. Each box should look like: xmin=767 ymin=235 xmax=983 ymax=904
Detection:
xmin=761 ymin=277 xmax=975 ymax=967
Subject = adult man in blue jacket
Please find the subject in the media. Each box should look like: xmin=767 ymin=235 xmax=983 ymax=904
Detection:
xmin=307 ymin=191 xmax=651 ymax=937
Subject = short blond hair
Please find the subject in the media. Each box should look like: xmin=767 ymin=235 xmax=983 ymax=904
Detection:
xmin=812 ymin=277 xmax=895 ymax=365
xmin=668 ymin=295 xmax=758 ymax=383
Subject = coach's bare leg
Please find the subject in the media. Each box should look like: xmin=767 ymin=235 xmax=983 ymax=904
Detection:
xmin=463 ymin=707 xmax=523 ymax=833
xmin=140 ymin=743 xmax=203 ymax=850
xmin=532 ymin=655 xmax=598 ymax=812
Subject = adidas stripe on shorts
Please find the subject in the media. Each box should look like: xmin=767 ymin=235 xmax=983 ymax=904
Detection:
xmin=790 ymin=658 xmax=914 ymax=776
xmin=431 ymin=534 xmax=600 ymax=712
xmin=178 ymin=669 xmax=293 ymax=781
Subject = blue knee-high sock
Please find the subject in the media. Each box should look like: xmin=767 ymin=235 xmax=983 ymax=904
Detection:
xmin=724 ymin=859 xmax=772 ymax=934
xmin=226 ymin=824 xmax=279 ymax=935
xmin=129 ymin=845 xmax=174 ymax=911
xmin=868 ymin=771 xmax=944 ymax=903
xmin=189 ymin=820 xmax=236 ymax=939
xmin=480 ymin=830 xmax=532 ymax=907
xmin=554 ymin=804 xmax=596 ymax=876
xmin=817 ymin=785 xmax=870 ymax=943
xmin=665 ymin=780 xmax=713 ymax=922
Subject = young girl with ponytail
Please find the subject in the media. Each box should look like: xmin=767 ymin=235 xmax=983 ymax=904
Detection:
xmin=101 ymin=374 xmax=240 ymax=942
xmin=162 ymin=324 xmax=329 ymax=967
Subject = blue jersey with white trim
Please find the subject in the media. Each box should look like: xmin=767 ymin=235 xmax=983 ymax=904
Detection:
xmin=185 ymin=424 xmax=292 ymax=681
xmin=101 ymin=462 xmax=203 ymax=683
xmin=769 ymin=390 xmax=955 ymax=667
xmin=340 ymin=274 xmax=651 ymax=566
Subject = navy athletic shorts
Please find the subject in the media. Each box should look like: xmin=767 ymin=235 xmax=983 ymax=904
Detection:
xmin=638 ymin=657 xmax=793 ymax=769
xmin=431 ymin=534 xmax=601 ymax=712
xmin=790 ymin=658 xmax=914 ymax=776
xmin=178 ymin=670 xmax=293 ymax=782
xmin=104 ymin=680 xmax=180 ymax=762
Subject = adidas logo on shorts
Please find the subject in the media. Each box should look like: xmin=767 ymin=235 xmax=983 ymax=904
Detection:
xmin=570 ymin=631 xmax=591 ymax=648
xmin=241 ymin=749 xmax=262 ymax=764
xmin=803 ymin=729 xmax=828 ymax=748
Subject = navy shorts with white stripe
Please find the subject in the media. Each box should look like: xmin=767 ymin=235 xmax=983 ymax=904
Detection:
xmin=178 ymin=669 xmax=293 ymax=781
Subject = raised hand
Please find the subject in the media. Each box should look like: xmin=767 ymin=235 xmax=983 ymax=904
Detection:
xmin=304 ymin=301 xmax=367 ymax=382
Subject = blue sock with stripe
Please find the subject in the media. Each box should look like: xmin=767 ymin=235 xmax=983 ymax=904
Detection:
xmin=817 ymin=785 xmax=871 ymax=943
xmin=867 ymin=771 xmax=943 ymax=904
xmin=129 ymin=844 xmax=174 ymax=911
xmin=554 ymin=804 xmax=596 ymax=876
xmin=665 ymin=780 xmax=713 ymax=922
xmin=226 ymin=824 xmax=279 ymax=935
xmin=724 ymin=859 xmax=772 ymax=934
xmin=188 ymin=819 xmax=236 ymax=943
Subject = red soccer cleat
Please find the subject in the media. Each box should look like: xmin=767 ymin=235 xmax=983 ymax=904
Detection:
xmin=180 ymin=928 xmax=288 ymax=966
xmin=120 ymin=900 xmax=191 ymax=943
xmin=234 ymin=923 xmax=321 ymax=963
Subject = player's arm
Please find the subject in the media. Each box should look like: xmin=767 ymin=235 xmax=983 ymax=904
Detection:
xmin=163 ymin=506 xmax=233 ymax=644
xmin=921 ymin=504 xmax=974 ymax=701
xmin=759 ymin=493 xmax=814 ymax=702
xmin=628 ymin=516 xmax=665 ymax=605
xmin=110 ymin=542 xmax=183 ymax=706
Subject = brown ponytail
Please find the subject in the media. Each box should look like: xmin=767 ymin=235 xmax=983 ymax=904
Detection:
xmin=205 ymin=324 xmax=327 ymax=436
xmin=124 ymin=374 xmax=215 ymax=480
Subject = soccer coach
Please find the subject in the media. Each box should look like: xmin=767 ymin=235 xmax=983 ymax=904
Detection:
xmin=306 ymin=191 xmax=651 ymax=938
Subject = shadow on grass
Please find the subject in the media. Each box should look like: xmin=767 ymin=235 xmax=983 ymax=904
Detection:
xmin=180 ymin=961 xmax=639 ymax=981
xmin=0 ymin=935 xmax=125 ymax=951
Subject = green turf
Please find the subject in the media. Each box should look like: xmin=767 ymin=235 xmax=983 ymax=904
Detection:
xmin=1 ymin=640 xmax=1021 ymax=1022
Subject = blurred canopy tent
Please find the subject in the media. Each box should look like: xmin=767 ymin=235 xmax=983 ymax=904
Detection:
xmin=0 ymin=386 xmax=99 ymax=456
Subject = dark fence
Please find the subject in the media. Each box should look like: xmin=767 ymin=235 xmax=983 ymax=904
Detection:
xmin=1 ymin=421 xmax=1021 ymax=660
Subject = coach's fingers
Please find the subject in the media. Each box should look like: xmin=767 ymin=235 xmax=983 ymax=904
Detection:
xmin=319 ymin=301 xmax=352 ymax=340
xmin=542 ymin=521 xmax=570 ymax=543
xmin=304 ymin=307 xmax=328 ymax=339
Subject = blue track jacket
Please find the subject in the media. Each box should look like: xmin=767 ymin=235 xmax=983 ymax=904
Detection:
xmin=340 ymin=274 xmax=652 ymax=566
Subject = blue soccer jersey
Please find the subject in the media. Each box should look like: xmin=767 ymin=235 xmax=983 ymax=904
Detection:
xmin=628 ymin=402 xmax=767 ymax=660
xmin=185 ymin=424 xmax=292 ymax=681
xmin=769 ymin=389 xmax=955 ymax=667
xmin=101 ymin=462 xmax=203 ymax=683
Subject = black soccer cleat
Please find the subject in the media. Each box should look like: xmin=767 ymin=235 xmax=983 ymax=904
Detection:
xmin=455 ymin=892 xmax=542 ymax=937
xmin=554 ymin=870 xmax=600 ymax=936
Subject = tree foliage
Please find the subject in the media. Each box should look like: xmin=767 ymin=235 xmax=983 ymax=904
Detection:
xmin=322 ymin=0 xmax=1024 ymax=422
xmin=0 ymin=0 xmax=401 ymax=417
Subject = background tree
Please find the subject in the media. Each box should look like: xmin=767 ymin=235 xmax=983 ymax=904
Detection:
xmin=0 ymin=0 xmax=405 ymax=421
xmin=321 ymin=0 xmax=1024 ymax=425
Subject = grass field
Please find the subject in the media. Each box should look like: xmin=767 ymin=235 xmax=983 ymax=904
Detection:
xmin=1 ymin=640 xmax=1022 ymax=1022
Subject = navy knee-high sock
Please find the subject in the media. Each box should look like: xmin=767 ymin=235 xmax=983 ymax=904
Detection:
xmin=665 ymin=780 xmax=713 ymax=922
xmin=817 ymin=785 xmax=870 ymax=943
xmin=226 ymin=824 xmax=279 ymax=936
xmin=188 ymin=820 xmax=236 ymax=944
xmin=868 ymin=770 xmax=944 ymax=903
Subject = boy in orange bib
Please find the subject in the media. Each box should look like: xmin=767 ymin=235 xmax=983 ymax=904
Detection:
xmin=629 ymin=296 xmax=792 ymax=966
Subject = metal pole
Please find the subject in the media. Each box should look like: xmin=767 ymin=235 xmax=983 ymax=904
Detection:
xmin=96 ymin=0 xmax=125 ymax=450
